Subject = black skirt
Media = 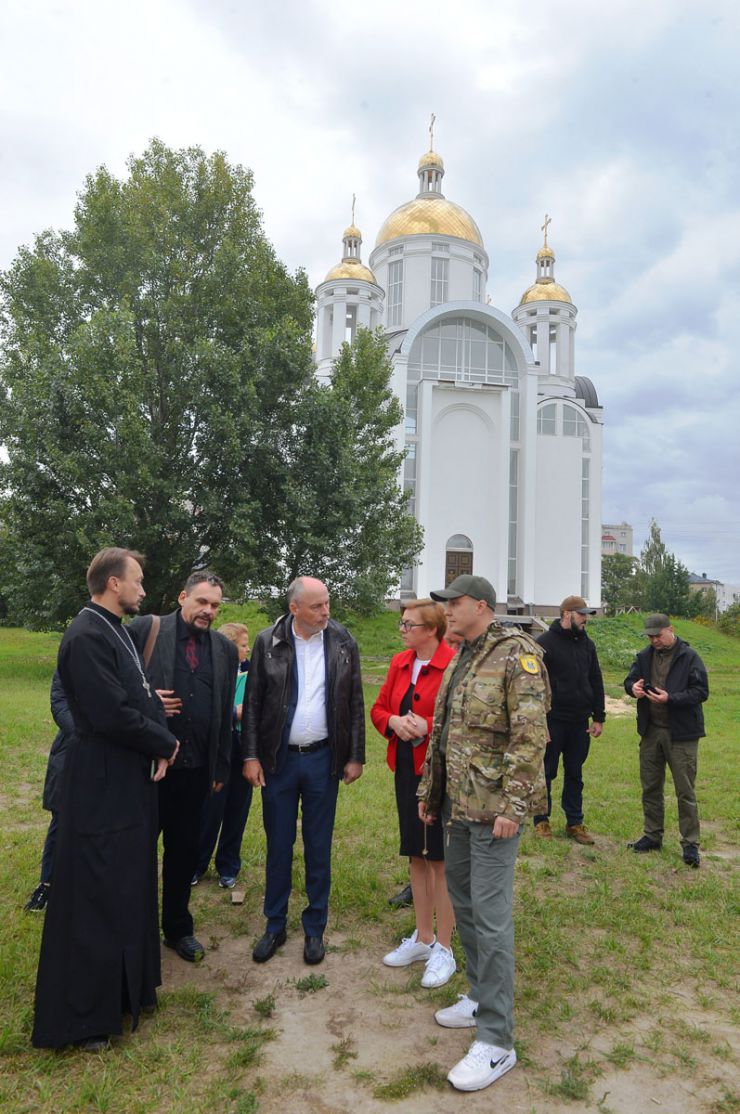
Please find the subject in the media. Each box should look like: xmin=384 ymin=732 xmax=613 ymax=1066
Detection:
xmin=395 ymin=738 xmax=445 ymax=861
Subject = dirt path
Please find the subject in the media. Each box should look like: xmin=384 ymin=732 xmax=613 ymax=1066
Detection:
xmin=161 ymin=915 xmax=738 ymax=1114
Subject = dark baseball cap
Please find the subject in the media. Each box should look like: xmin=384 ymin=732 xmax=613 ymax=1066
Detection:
xmin=561 ymin=595 xmax=597 ymax=615
xmin=644 ymin=613 xmax=671 ymax=635
xmin=430 ymin=575 xmax=496 ymax=609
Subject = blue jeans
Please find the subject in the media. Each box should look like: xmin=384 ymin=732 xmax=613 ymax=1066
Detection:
xmin=261 ymin=744 xmax=339 ymax=937
xmin=196 ymin=741 xmax=253 ymax=879
xmin=533 ymin=717 xmax=591 ymax=826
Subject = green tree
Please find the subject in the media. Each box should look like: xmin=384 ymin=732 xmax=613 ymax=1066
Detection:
xmin=601 ymin=552 xmax=638 ymax=614
xmin=252 ymin=328 xmax=423 ymax=615
xmin=636 ymin=520 xmax=696 ymax=616
xmin=717 ymin=600 xmax=740 ymax=638
xmin=0 ymin=140 xmax=315 ymax=627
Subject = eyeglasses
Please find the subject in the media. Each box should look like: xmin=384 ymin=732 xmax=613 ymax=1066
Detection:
xmin=399 ymin=620 xmax=426 ymax=631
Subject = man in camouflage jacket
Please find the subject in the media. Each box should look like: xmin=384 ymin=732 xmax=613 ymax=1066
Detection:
xmin=418 ymin=575 xmax=549 ymax=1093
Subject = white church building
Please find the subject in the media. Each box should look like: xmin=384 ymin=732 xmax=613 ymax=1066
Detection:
xmin=315 ymin=143 xmax=603 ymax=614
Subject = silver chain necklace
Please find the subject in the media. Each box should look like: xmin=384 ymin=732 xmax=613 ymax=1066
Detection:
xmin=82 ymin=607 xmax=152 ymax=697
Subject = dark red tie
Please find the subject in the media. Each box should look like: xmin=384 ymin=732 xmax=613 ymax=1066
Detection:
xmin=185 ymin=635 xmax=199 ymax=671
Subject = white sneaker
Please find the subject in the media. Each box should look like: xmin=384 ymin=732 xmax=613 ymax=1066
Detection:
xmin=383 ymin=929 xmax=435 ymax=967
xmin=421 ymin=943 xmax=456 ymax=988
xmin=448 ymin=1041 xmax=516 ymax=1092
xmin=434 ymin=994 xmax=478 ymax=1028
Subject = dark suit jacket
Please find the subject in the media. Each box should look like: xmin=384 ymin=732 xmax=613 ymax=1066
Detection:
xmin=129 ymin=611 xmax=237 ymax=787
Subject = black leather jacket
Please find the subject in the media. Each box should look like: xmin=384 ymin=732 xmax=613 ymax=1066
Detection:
xmin=243 ymin=614 xmax=365 ymax=776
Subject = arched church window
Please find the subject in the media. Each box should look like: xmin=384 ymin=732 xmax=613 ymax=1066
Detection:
xmin=563 ymin=404 xmax=591 ymax=451
xmin=446 ymin=534 xmax=473 ymax=550
xmin=408 ymin=316 xmax=518 ymax=386
xmin=537 ymin=403 xmax=557 ymax=435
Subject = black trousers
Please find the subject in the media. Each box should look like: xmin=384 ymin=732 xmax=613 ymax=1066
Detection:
xmin=158 ymin=766 xmax=210 ymax=940
xmin=533 ymin=717 xmax=591 ymax=827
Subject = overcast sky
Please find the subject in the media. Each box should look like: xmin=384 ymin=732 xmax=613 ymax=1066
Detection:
xmin=2 ymin=0 xmax=738 ymax=582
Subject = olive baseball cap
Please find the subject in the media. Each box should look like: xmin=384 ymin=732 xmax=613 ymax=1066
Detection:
xmin=561 ymin=595 xmax=597 ymax=615
xmin=644 ymin=613 xmax=671 ymax=635
xmin=430 ymin=575 xmax=496 ymax=608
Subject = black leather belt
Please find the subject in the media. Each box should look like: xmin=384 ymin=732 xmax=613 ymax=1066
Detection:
xmin=288 ymin=737 xmax=329 ymax=753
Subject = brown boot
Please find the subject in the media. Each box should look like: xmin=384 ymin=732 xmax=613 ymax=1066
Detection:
xmin=566 ymin=824 xmax=595 ymax=845
xmin=534 ymin=820 xmax=553 ymax=839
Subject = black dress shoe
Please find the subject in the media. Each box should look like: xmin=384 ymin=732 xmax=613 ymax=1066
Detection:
xmin=388 ymin=883 xmax=413 ymax=909
xmin=683 ymin=844 xmax=700 ymax=868
xmin=75 ymin=1034 xmax=110 ymax=1052
xmin=164 ymin=935 xmax=205 ymax=962
xmin=252 ymin=928 xmax=287 ymax=963
xmin=304 ymin=935 xmax=325 ymax=965
xmin=627 ymin=835 xmax=662 ymax=853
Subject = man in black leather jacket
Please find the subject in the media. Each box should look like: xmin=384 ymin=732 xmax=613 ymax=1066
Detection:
xmin=533 ymin=594 xmax=605 ymax=844
xmin=243 ymin=576 xmax=364 ymax=965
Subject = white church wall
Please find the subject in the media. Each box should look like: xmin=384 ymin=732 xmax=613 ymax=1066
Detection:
xmin=534 ymin=433 xmax=583 ymax=607
xmin=415 ymin=381 xmax=509 ymax=599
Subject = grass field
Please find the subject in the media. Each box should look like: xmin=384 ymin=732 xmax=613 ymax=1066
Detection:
xmin=0 ymin=612 xmax=737 ymax=1113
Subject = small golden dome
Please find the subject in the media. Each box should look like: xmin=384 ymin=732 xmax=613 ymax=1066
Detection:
xmin=376 ymin=196 xmax=483 ymax=247
xmin=519 ymin=279 xmax=572 ymax=305
xmin=536 ymin=245 xmax=554 ymax=260
xmin=343 ymin=224 xmax=362 ymax=240
xmin=323 ymin=258 xmax=377 ymax=284
xmin=418 ymin=149 xmax=444 ymax=171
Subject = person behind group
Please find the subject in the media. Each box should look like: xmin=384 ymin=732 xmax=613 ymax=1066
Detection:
xmin=533 ymin=594 xmax=606 ymax=844
xmin=24 ymin=671 xmax=78 ymax=913
xmin=193 ymin=622 xmax=252 ymax=888
xmin=371 ymin=599 xmax=456 ymax=988
xmin=624 ymin=613 xmax=708 ymax=867
xmin=128 ymin=572 xmax=237 ymax=963
xmin=243 ymin=576 xmax=365 ymax=966
xmin=32 ymin=547 xmax=179 ymax=1051
xmin=418 ymin=575 xmax=549 ymax=1093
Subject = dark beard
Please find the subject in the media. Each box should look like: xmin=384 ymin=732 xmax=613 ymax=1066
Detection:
xmin=122 ymin=602 xmax=141 ymax=617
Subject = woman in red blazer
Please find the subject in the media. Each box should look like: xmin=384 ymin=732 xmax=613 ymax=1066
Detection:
xmin=371 ymin=599 xmax=457 ymax=988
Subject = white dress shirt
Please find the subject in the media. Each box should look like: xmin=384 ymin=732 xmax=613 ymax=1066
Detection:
xmin=289 ymin=627 xmax=329 ymax=745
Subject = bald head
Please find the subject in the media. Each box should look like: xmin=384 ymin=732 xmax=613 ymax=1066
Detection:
xmin=288 ymin=576 xmax=331 ymax=639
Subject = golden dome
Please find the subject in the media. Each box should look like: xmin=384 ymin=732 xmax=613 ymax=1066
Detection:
xmin=343 ymin=224 xmax=362 ymax=240
xmin=376 ymin=196 xmax=483 ymax=247
xmin=519 ymin=279 xmax=572 ymax=305
xmin=418 ymin=149 xmax=444 ymax=171
xmin=323 ymin=258 xmax=377 ymax=284
xmin=536 ymin=245 xmax=554 ymax=260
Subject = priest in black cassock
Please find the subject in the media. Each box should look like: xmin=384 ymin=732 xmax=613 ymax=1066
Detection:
xmin=32 ymin=547 xmax=179 ymax=1051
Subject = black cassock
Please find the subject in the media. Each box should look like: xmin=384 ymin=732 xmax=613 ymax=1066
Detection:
xmin=32 ymin=603 xmax=178 ymax=1048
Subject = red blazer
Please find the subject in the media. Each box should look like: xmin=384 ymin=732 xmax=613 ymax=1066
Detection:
xmin=371 ymin=641 xmax=455 ymax=775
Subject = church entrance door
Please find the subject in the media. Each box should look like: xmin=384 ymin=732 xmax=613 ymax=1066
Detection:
xmin=445 ymin=534 xmax=474 ymax=586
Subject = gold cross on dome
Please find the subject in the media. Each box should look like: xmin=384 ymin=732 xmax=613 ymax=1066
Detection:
xmin=351 ymin=193 xmax=356 ymax=225
xmin=429 ymin=113 xmax=436 ymax=150
xmin=541 ymin=213 xmax=552 ymax=247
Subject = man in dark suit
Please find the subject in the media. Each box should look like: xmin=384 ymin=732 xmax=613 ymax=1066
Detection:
xmin=243 ymin=576 xmax=365 ymax=966
xmin=130 ymin=572 xmax=237 ymax=962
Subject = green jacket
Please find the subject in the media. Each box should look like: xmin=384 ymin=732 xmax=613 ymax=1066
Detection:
xmin=419 ymin=623 xmax=550 ymax=825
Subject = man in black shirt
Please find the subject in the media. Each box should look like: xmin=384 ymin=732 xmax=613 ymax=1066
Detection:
xmin=130 ymin=572 xmax=237 ymax=961
xmin=533 ymin=594 xmax=605 ymax=844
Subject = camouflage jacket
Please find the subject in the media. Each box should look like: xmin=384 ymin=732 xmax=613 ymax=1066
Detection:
xmin=418 ymin=623 xmax=550 ymax=825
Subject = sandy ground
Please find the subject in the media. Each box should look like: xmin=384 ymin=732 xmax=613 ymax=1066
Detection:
xmin=160 ymin=904 xmax=738 ymax=1114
